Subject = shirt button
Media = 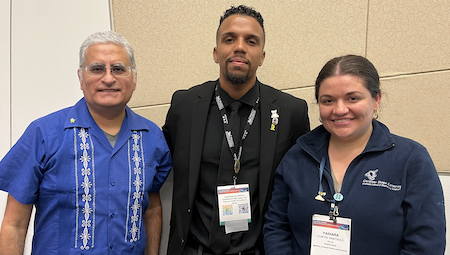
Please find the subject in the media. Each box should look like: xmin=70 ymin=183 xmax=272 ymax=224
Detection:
xmin=187 ymin=208 xmax=191 ymax=213
xmin=110 ymin=244 xmax=114 ymax=249
xmin=181 ymin=239 xmax=185 ymax=245
xmin=110 ymin=213 xmax=115 ymax=218
xmin=110 ymin=181 xmax=115 ymax=186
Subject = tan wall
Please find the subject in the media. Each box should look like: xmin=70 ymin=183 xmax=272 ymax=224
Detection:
xmin=112 ymin=0 xmax=450 ymax=172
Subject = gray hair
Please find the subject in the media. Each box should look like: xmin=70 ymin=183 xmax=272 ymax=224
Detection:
xmin=79 ymin=31 xmax=136 ymax=68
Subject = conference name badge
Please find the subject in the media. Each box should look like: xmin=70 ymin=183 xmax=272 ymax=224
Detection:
xmin=310 ymin=214 xmax=351 ymax=255
xmin=217 ymin=184 xmax=251 ymax=234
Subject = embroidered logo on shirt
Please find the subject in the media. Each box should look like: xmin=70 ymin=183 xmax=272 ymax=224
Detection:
xmin=364 ymin=169 xmax=378 ymax=181
xmin=361 ymin=169 xmax=401 ymax=191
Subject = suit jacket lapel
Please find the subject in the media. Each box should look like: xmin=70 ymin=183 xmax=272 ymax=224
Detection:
xmin=258 ymin=84 xmax=278 ymax=215
xmin=187 ymin=81 xmax=279 ymax=213
xmin=189 ymin=81 xmax=216 ymax=205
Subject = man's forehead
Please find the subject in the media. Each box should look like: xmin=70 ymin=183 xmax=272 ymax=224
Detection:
xmin=216 ymin=14 xmax=265 ymax=45
xmin=86 ymin=43 xmax=125 ymax=52
xmin=85 ymin=43 xmax=129 ymax=62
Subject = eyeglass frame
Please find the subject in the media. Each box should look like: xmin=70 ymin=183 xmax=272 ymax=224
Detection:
xmin=80 ymin=63 xmax=135 ymax=78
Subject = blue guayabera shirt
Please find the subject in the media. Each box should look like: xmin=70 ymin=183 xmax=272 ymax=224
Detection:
xmin=0 ymin=98 xmax=172 ymax=254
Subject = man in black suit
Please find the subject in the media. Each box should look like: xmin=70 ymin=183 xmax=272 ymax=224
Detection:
xmin=163 ymin=5 xmax=310 ymax=255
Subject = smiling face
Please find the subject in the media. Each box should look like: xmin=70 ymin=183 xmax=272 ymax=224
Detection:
xmin=318 ymin=74 xmax=381 ymax=143
xmin=78 ymin=43 xmax=136 ymax=116
xmin=213 ymin=14 xmax=265 ymax=88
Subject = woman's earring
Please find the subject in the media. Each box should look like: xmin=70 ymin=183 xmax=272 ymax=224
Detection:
xmin=373 ymin=109 xmax=379 ymax=120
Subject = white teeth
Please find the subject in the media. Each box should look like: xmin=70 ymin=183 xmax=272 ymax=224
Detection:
xmin=334 ymin=119 xmax=350 ymax=123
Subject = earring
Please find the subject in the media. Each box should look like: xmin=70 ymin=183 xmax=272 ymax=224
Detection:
xmin=373 ymin=109 xmax=379 ymax=120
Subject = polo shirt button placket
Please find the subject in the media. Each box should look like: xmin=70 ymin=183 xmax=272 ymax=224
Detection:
xmin=108 ymin=173 xmax=115 ymax=251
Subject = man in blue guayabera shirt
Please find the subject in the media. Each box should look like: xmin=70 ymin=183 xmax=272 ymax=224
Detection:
xmin=0 ymin=31 xmax=172 ymax=255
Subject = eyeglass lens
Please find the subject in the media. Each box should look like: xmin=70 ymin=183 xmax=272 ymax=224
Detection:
xmin=86 ymin=64 xmax=130 ymax=77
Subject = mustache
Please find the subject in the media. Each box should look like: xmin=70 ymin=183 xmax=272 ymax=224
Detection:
xmin=227 ymin=55 xmax=250 ymax=64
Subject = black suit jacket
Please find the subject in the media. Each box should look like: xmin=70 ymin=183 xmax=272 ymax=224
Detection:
xmin=162 ymin=80 xmax=310 ymax=255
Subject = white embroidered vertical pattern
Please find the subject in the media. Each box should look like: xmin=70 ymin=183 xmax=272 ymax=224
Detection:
xmin=127 ymin=131 xmax=144 ymax=242
xmin=89 ymin=133 xmax=96 ymax=248
xmin=138 ymin=131 xmax=145 ymax=238
xmin=78 ymin=128 xmax=94 ymax=250
xmin=126 ymin=138 xmax=132 ymax=242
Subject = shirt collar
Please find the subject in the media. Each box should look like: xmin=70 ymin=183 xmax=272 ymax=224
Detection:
xmin=217 ymin=80 xmax=260 ymax=108
xmin=300 ymin=120 xmax=395 ymax=162
xmin=64 ymin=98 xmax=149 ymax=131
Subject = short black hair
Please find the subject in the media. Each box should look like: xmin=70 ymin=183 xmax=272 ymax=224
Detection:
xmin=219 ymin=5 xmax=264 ymax=32
xmin=217 ymin=5 xmax=265 ymax=44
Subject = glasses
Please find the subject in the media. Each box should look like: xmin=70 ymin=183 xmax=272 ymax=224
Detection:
xmin=82 ymin=63 xmax=133 ymax=77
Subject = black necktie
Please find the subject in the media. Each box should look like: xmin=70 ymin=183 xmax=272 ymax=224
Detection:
xmin=228 ymin=101 xmax=242 ymax=148
xmin=209 ymin=101 xmax=242 ymax=254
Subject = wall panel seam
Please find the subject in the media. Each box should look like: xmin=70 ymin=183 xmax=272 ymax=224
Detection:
xmin=381 ymin=69 xmax=450 ymax=79
xmin=9 ymin=0 xmax=12 ymax=148
xmin=108 ymin=0 xmax=114 ymax=31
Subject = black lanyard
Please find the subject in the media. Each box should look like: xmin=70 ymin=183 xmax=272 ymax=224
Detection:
xmin=214 ymin=84 xmax=259 ymax=184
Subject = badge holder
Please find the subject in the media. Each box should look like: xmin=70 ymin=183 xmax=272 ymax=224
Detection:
xmin=311 ymin=157 xmax=351 ymax=254
xmin=217 ymin=184 xmax=251 ymax=234
xmin=310 ymin=214 xmax=351 ymax=255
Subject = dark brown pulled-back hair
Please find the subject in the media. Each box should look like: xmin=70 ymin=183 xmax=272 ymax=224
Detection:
xmin=315 ymin=55 xmax=380 ymax=102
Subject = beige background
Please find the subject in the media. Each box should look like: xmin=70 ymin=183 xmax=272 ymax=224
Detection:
xmin=0 ymin=1 xmax=448 ymax=254
xmin=110 ymin=1 xmax=450 ymax=253
xmin=112 ymin=0 xmax=450 ymax=172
